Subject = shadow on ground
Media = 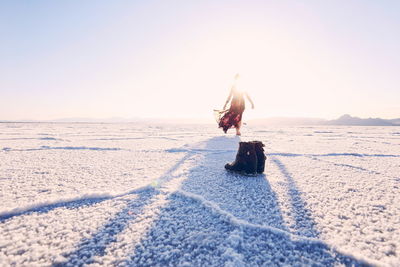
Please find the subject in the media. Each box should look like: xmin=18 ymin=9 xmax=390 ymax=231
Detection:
xmin=123 ymin=136 xmax=369 ymax=266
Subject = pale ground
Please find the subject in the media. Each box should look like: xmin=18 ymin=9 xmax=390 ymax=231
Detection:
xmin=0 ymin=123 xmax=399 ymax=266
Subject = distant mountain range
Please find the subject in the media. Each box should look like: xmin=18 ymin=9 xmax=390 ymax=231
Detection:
xmin=325 ymin=114 xmax=398 ymax=126
xmin=250 ymin=114 xmax=400 ymax=126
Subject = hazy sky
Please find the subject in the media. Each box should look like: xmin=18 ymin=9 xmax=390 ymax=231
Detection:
xmin=1 ymin=0 xmax=399 ymax=120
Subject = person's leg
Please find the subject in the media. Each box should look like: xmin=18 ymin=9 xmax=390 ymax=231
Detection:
xmin=236 ymin=120 xmax=242 ymax=136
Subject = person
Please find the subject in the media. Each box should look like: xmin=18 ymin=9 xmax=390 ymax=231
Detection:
xmin=217 ymin=74 xmax=254 ymax=136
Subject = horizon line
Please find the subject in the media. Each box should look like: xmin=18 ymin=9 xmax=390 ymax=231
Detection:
xmin=1 ymin=114 xmax=399 ymax=123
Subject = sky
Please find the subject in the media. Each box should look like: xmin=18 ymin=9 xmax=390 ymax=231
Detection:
xmin=0 ymin=0 xmax=399 ymax=121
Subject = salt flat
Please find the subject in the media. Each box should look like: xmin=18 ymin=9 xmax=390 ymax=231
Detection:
xmin=0 ymin=123 xmax=399 ymax=266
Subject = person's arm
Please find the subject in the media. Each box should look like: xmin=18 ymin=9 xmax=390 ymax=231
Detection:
xmin=245 ymin=92 xmax=255 ymax=109
xmin=223 ymin=88 xmax=233 ymax=110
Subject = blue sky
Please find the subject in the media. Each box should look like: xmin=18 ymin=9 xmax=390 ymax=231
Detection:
xmin=1 ymin=0 xmax=399 ymax=120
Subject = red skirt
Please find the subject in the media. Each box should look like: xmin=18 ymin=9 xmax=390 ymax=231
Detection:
xmin=217 ymin=104 xmax=245 ymax=133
